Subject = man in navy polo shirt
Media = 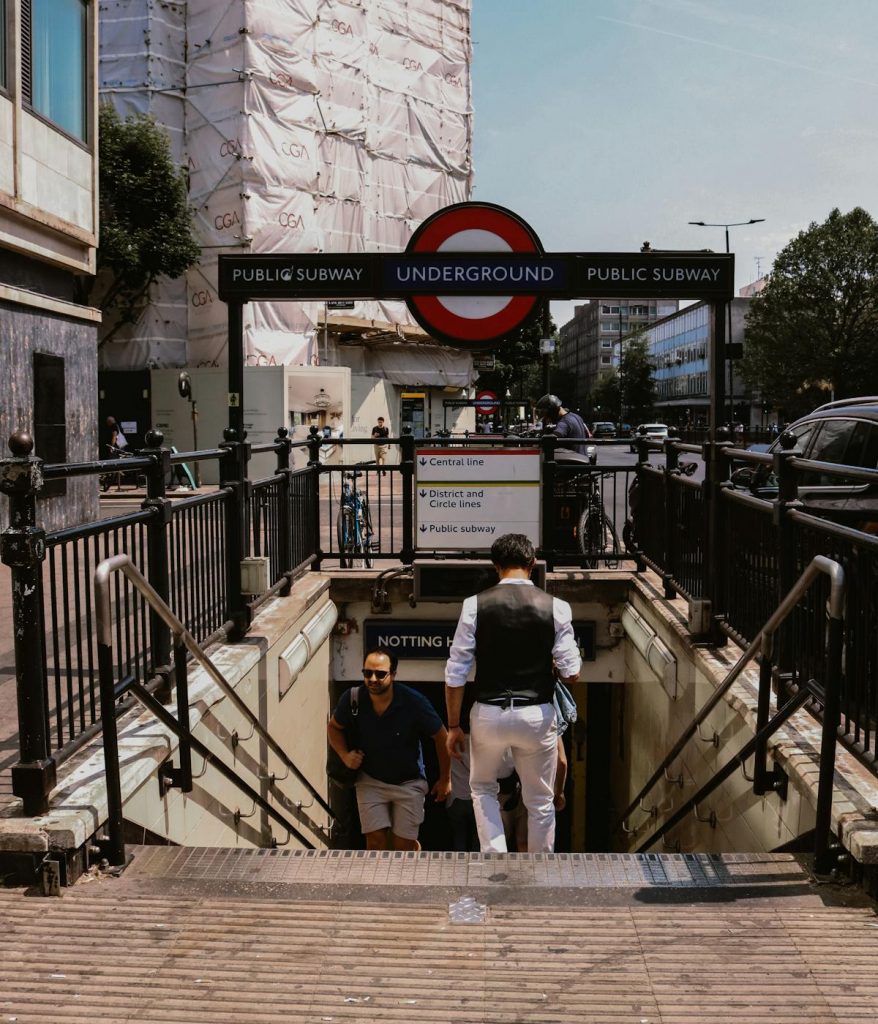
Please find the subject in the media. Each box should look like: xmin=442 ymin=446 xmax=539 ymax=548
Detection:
xmin=328 ymin=648 xmax=451 ymax=851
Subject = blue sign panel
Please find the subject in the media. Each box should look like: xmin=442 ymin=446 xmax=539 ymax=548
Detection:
xmin=364 ymin=619 xmax=596 ymax=663
xmin=383 ymin=255 xmax=569 ymax=294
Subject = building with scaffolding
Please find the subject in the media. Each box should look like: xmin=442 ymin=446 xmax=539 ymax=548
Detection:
xmin=98 ymin=0 xmax=476 ymax=439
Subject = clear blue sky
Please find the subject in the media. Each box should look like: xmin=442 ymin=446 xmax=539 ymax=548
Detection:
xmin=470 ymin=0 xmax=878 ymax=328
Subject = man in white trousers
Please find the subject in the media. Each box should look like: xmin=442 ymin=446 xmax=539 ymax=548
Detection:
xmin=444 ymin=534 xmax=581 ymax=853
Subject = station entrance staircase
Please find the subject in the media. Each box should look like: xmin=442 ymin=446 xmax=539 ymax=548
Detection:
xmin=2 ymin=846 xmax=877 ymax=1022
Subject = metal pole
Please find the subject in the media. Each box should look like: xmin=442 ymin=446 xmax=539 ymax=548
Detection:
xmin=141 ymin=429 xmax=172 ymax=682
xmin=0 ymin=432 xmax=55 ymax=815
xmin=191 ymin=399 xmax=201 ymax=488
xmin=400 ymin=426 xmax=416 ymax=565
xmin=540 ymin=433 xmax=556 ymax=572
xmin=724 ymin=228 xmax=735 ymax=427
xmin=96 ymin=639 xmax=126 ymax=866
xmin=814 ymin=613 xmax=845 ymax=873
xmin=228 ymin=302 xmax=245 ymax=443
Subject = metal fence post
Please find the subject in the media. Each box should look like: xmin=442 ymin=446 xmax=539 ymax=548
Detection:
xmin=0 ymin=432 xmax=56 ymax=815
xmin=275 ymin=427 xmax=293 ymax=581
xmin=663 ymin=439 xmax=680 ymax=599
xmin=540 ymin=434 xmax=556 ymax=572
xmin=400 ymin=426 xmax=416 ymax=565
xmin=220 ymin=427 xmax=252 ymax=639
xmin=701 ymin=431 xmax=731 ymax=645
xmin=140 ymin=430 xmax=172 ymax=680
xmin=307 ymin=425 xmax=323 ymax=570
xmin=814 ymin=610 xmax=845 ymax=874
xmin=774 ymin=448 xmax=800 ymax=676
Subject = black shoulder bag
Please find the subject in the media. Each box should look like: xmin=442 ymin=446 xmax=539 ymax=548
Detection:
xmin=327 ymin=686 xmax=361 ymax=788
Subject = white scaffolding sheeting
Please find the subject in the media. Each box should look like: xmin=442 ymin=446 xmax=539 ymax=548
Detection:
xmin=98 ymin=0 xmax=474 ymax=373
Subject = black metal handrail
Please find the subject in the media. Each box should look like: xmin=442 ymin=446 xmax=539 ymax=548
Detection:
xmin=94 ymin=553 xmax=332 ymax=868
xmin=622 ymin=555 xmax=846 ymax=872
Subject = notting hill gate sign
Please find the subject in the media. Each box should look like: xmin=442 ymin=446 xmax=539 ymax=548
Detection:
xmin=218 ymin=201 xmax=734 ymax=438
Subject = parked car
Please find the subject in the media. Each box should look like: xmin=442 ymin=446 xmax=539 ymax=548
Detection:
xmin=629 ymin=423 xmax=669 ymax=453
xmin=591 ymin=421 xmax=617 ymax=439
xmin=729 ymin=397 xmax=878 ymax=533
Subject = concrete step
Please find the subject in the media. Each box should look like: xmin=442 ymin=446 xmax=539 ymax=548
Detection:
xmin=1 ymin=849 xmax=876 ymax=1023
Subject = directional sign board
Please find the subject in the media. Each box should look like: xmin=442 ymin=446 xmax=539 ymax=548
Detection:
xmin=416 ymin=448 xmax=541 ymax=550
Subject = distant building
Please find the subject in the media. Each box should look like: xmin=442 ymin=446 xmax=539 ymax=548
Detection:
xmin=98 ymin=0 xmax=476 ymax=439
xmin=646 ymin=298 xmax=754 ymax=427
xmin=0 ymin=0 xmax=100 ymax=529
xmin=558 ymin=298 xmax=679 ymax=411
xmin=739 ymin=276 xmax=769 ymax=298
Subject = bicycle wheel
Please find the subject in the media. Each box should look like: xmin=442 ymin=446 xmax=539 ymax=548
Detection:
xmin=578 ymin=506 xmax=621 ymax=569
xmin=337 ymin=507 xmax=356 ymax=568
xmin=360 ymin=498 xmax=375 ymax=568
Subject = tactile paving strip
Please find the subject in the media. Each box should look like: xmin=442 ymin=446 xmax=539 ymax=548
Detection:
xmin=125 ymin=845 xmax=809 ymax=889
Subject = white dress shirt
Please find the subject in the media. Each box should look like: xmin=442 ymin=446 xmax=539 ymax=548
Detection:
xmin=445 ymin=578 xmax=581 ymax=689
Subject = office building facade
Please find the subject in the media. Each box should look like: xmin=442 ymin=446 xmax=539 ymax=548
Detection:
xmin=558 ymin=298 xmax=679 ymax=412
xmin=647 ymin=298 xmax=752 ymax=427
xmin=0 ymin=0 xmax=101 ymax=528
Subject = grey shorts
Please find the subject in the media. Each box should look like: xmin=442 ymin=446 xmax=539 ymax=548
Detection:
xmin=355 ymin=773 xmax=429 ymax=840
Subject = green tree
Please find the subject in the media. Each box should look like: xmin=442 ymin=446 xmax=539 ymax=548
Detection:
xmin=741 ymin=207 xmax=878 ymax=419
xmin=92 ymin=104 xmax=200 ymax=345
xmin=589 ymin=370 xmax=621 ymax=423
xmin=619 ymin=332 xmax=657 ymax=424
xmin=476 ymin=305 xmax=556 ymax=405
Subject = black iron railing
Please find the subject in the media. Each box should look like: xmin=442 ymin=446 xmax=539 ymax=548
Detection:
xmin=0 ymin=427 xmax=318 ymax=813
xmin=628 ymin=433 xmax=878 ymax=770
xmin=8 ymin=417 xmax=877 ymax=818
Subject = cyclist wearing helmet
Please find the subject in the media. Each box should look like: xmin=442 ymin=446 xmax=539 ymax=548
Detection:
xmin=534 ymin=394 xmax=592 ymax=455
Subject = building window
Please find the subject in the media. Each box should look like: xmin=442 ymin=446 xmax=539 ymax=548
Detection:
xmin=25 ymin=0 xmax=88 ymax=141
xmin=601 ymin=339 xmax=612 ymax=348
xmin=33 ymin=353 xmax=67 ymax=498
xmin=601 ymin=355 xmax=611 ymax=365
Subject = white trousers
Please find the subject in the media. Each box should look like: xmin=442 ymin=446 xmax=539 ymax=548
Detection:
xmin=469 ymin=701 xmax=557 ymax=853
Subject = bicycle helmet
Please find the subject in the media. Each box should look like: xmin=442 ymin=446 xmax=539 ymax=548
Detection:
xmin=534 ymin=394 xmax=563 ymax=419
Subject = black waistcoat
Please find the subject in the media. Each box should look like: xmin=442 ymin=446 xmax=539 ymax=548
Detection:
xmin=473 ymin=583 xmax=555 ymax=704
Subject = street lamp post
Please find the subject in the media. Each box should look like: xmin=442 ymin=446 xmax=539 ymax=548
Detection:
xmin=689 ymin=218 xmax=765 ymax=426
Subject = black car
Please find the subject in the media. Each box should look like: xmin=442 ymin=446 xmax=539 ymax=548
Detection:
xmin=591 ymin=421 xmax=616 ymax=439
xmin=730 ymin=397 xmax=878 ymax=533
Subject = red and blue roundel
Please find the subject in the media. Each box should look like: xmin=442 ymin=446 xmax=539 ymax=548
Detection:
xmin=405 ymin=202 xmax=544 ymax=347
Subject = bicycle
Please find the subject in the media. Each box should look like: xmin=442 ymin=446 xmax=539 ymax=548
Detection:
xmin=575 ymin=471 xmax=621 ymax=569
xmin=99 ymin=444 xmax=147 ymax=492
xmin=336 ymin=467 xmax=375 ymax=568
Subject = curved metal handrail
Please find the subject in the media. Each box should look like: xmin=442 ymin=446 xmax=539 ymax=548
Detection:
xmin=617 ymin=555 xmax=845 ymax=831
xmin=95 ymin=554 xmax=334 ymax=821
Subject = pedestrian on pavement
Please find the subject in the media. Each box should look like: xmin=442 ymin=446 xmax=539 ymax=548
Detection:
xmin=444 ymin=533 xmax=581 ymax=853
xmin=328 ymin=648 xmax=451 ymax=851
xmin=371 ymin=416 xmax=390 ymax=473
xmin=533 ymin=395 xmax=592 ymax=456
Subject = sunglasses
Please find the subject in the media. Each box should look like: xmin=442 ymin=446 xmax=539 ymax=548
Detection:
xmin=362 ymin=668 xmax=391 ymax=680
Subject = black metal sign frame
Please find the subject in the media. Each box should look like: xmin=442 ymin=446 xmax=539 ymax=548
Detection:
xmin=218 ymin=250 xmax=734 ymax=303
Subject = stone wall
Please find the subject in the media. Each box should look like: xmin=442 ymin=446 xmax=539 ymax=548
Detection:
xmin=0 ymin=299 xmax=99 ymax=532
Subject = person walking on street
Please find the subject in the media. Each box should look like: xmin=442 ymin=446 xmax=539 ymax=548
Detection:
xmin=534 ymin=394 xmax=592 ymax=456
xmin=328 ymin=648 xmax=451 ymax=851
xmin=372 ymin=416 xmax=390 ymax=472
xmin=444 ymin=534 xmax=581 ymax=853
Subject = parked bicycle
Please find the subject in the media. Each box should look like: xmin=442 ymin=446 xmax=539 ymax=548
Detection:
xmin=623 ymin=459 xmax=698 ymax=552
xmin=553 ymin=451 xmax=621 ymax=567
xmin=336 ymin=467 xmax=375 ymax=568
xmin=99 ymin=444 xmax=146 ymax=492
xmin=576 ymin=471 xmax=621 ymax=568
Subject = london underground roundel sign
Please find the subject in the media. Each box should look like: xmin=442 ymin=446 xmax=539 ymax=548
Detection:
xmin=405 ymin=202 xmax=543 ymax=347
